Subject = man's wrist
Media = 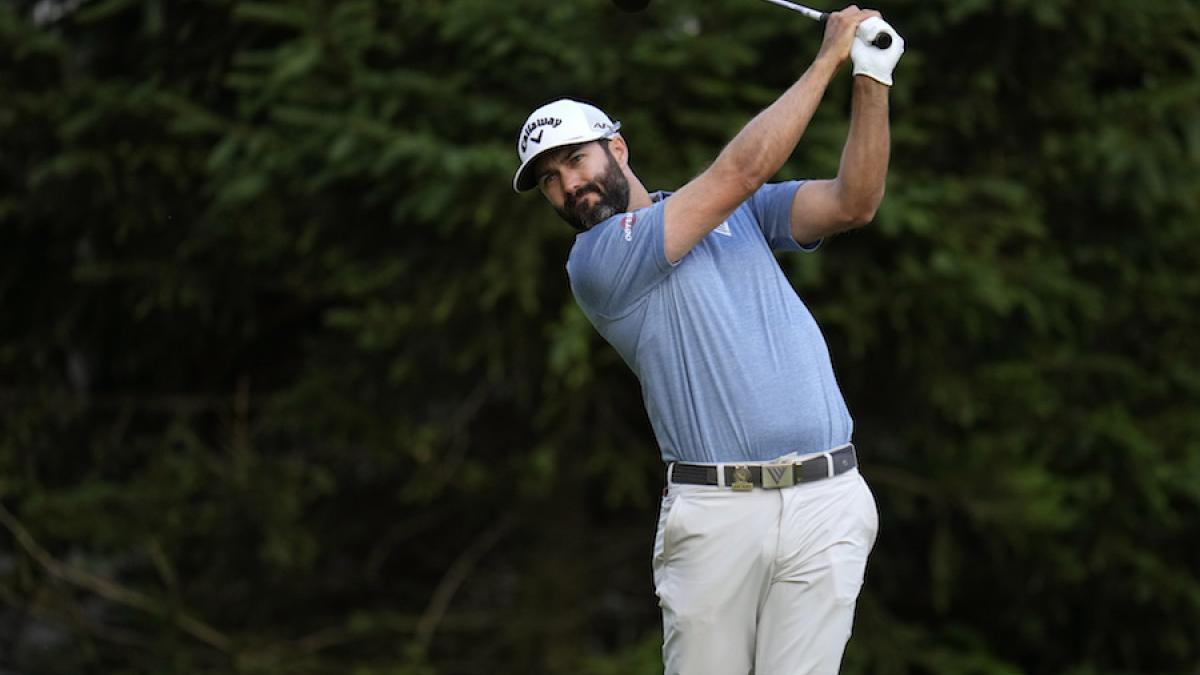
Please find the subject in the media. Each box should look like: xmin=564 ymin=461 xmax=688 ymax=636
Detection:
xmin=852 ymin=74 xmax=890 ymax=95
xmin=809 ymin=53 xmax=842 ymax=82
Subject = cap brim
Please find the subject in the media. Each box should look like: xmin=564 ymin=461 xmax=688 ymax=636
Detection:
xmin=512 ymin=153 xmax=546 ymax=193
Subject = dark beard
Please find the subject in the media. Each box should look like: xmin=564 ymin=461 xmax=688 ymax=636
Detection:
xmin=554 ymin=147 xmax=631 ymax=232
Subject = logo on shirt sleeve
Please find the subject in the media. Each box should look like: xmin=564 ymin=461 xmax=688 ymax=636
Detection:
xmin=621 ymin=213 xmax=635 ymax=241
xmin=714 ymin=221 xmax=732 ymax=237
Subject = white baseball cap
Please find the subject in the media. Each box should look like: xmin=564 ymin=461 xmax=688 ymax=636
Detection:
xmin=512 ymin=98 xmax=621 ymax=193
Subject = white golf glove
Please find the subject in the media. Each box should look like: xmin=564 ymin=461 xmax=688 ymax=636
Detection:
xmin=851 ymin=16 xmax=905 ymax=86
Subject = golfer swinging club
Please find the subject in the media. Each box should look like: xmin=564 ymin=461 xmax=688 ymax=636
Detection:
xmin=513 ymin=6 xmax=904 ymax=673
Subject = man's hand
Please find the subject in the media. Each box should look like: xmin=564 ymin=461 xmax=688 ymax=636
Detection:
xmin=851 ymin=16 xmax=905 ymax=86
xmin=815 ymin=6 xmax=881 ymax=69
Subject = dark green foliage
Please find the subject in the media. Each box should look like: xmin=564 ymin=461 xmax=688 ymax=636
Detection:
xmin=1 ymin=0 xmax=1198 ymax=673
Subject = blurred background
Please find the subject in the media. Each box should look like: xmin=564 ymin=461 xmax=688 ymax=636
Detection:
xmin=2 ymin=0 xmax=1199 ymax=673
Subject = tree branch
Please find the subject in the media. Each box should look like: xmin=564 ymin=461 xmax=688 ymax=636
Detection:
xmin=0 ymin=502 xmax=233 ymax=654
xmin=415 ymin=514 xmax=516 ymax=651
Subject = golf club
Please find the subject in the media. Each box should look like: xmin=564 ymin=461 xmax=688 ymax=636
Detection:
xmin=761 ymin=0 xmax=892 ymax=48
xmin=611 ymin=0 xmax=894 ymax=49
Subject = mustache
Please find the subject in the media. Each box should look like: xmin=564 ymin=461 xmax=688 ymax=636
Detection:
xmin=564 ymin=184 xmax=604 ymax=212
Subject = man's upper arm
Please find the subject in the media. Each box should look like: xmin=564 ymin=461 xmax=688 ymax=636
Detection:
xmin=790 ymin=178 xmax=863 ymax=244
xmin=748 ymin=181 xmax=815 ymax=251
xmin=662 ymin=164 xmax=757 ymax=264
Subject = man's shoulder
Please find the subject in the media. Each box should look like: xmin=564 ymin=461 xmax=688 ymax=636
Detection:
xmin=566 ymin=215 xmax=613 ymax=261
xmin=569 ymin=200 xmax=667 ymax=259
xmin=565 ymin=214 xmax=618 ymax=282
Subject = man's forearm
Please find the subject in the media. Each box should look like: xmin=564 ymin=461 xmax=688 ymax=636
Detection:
xmin=835 ymin=77 xmax=890 ymax=220
xmin=712 ymin=55 xmax=842 ymax=191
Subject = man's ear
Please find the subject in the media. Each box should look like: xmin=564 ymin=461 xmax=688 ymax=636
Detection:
xmin=608 ymin=134 xmax=629 ymax=166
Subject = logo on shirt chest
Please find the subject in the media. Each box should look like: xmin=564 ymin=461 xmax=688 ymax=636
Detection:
xmin=714 ymin=221 xmax=732 ymax=237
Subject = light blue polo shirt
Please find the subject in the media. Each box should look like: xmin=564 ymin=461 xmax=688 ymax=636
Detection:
xmin=566 ymin=181 xmax=853 ymax=464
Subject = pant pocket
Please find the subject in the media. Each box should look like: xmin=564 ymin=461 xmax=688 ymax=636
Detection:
xmin=652 ymin=491 xmax=689 ymax=586
xmin=829 ymin=543 xmax=871 ymax=605
xmin=858 ymin=475 xmax=880 ymax=546
xmin=830 ymin=477 xmax=879 ymax=605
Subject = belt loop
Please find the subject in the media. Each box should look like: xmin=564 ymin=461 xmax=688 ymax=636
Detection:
xmin=716 ymin=463 xmax=726 ymax=488
xmin=822 ymin=452 xmax=835 ymax=478
xmin=667 ymin=462 xmax=676 ymax=484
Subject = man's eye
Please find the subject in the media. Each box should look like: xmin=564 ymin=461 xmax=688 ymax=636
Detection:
xmin=542 ymin=174 xmax=557 ymax=186
xmin=570 ymin=154 xmax=584 ymax=164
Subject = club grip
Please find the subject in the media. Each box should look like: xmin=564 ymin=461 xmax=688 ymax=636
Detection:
xmin=820 ymin=12 xmax=893 ymax=49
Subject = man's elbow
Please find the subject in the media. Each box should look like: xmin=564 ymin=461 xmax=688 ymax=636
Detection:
xmin=839 ymin=189 xmax=885 ymax=228
xmin=702 ymin=160 xmax=764 ymax=205
xmin=839 ymin=202 xmax=880 ymax=228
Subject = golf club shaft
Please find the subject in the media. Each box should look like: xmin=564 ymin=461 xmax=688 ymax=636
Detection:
xmin=758 ymin=0 xmax=824 ymax=22
xmin=757 ymin=0 xmax=893 ymax=49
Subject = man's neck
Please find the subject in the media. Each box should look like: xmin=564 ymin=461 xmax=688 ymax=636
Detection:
xmin=626 ymin=179 xmax=653 ymax=211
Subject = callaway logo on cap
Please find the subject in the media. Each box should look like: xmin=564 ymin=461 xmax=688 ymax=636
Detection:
xmin=512 ymin=98 xmax=621 ymax=193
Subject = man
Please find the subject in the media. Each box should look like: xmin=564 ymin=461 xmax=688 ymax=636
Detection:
xmin=512 ymin=7 xmax=904 ymax=674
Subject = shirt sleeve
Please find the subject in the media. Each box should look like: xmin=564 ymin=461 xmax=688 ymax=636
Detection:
xmin=747 ymin=180 xmax=821 ymax=252
xmin=567 ymin=201 xmax=675 ymax=318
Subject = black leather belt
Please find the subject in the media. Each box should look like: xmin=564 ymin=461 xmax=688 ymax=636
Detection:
xmin=669 ymin=444 xmax=857 ymax=491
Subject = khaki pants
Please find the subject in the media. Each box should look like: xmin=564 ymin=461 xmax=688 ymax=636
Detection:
xmin=653 ymin=458 xmax=879 ymax=675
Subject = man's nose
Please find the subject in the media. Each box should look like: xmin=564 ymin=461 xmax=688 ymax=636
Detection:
xmin=563 ymin=169 xmax=586 ymax=195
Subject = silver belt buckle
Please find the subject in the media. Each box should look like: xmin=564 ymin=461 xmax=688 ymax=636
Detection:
xmin=761 ymin=462 xmax=796 ymax=489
